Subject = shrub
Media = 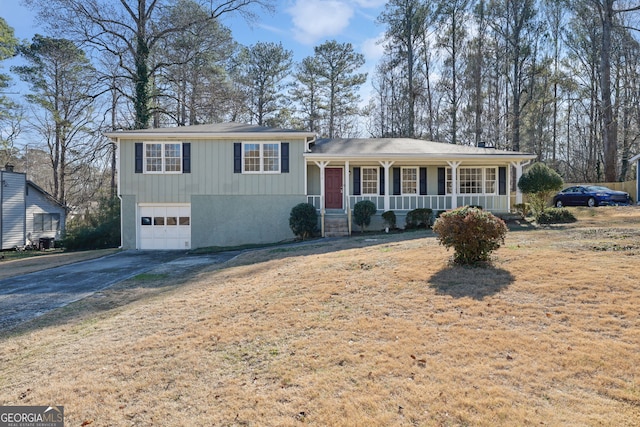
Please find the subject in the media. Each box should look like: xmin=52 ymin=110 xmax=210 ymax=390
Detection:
xmin=61 ymin=197 xmax=121 ymax=251
xmin=536 ymin=208 xmax=577 ymax=224
xmin=353 ymin=200 xmax=377 ymax=232
xmin=517 ymin=162 xmax=563 ymax=218
xmin=405 ymin=208 xmax=433 ymax=229
xmin=512 ymin=203 xmax=531 ymax=219
xmin=433 ymin=206 xmax=508 ymax=265
xmin=381 ymin=210 xmax=396 ymax=230
xmin=289 ymin=203 xmax=318 ymax=240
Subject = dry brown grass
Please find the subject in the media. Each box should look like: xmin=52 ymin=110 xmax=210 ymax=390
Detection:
xmin=1 ymin=207 xmax=640 ymax=426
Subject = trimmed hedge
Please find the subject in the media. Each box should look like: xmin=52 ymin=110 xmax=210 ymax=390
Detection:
xmin=405 ymin=208 xmax=433 ymax=229
xmin=353 ymin=200 xmax=378 ymax=232
xmin=536 ymin=208 xmax=577 ymax=224
xmin=289 ymin=203 xmax=318 ymax=240
xmin=381 ymin=210 xmax=396 ymax=229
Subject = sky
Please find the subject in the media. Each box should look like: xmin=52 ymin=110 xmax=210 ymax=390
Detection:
xmin=1 ymin=0 xmax=388 ymax=99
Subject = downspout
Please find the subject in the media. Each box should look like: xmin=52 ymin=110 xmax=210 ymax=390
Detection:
xmin=114 ymin=138 xmax=124 ymax=249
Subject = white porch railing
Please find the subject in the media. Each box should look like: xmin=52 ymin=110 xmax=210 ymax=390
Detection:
xmin=308 ymin=194 xmax=510 ymax=212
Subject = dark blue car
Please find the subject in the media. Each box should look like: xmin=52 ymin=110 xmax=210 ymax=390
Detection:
xmin=553 ymin=185 xmax=631 ymax=208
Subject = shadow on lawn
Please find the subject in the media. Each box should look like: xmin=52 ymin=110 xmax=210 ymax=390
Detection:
xmin=428 ymin=265 xmax=515 ymax=300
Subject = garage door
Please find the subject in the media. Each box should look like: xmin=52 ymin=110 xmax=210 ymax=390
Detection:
xmin=139 ymin=204 xmax=191 ymax=250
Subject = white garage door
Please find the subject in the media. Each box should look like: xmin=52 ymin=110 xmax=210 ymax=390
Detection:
xmin=139 ymin=204 xmax=191 ymax=250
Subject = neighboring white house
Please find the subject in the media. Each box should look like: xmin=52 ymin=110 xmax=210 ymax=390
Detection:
xmin=106 ymin=123 xmax=537 ymax=251
xmin=0 ymin=165 xmax=66 ymax=250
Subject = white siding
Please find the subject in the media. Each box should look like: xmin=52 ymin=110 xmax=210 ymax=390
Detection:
xmin=1 ymin=172 xmax=26 ymax=249
xmin=25 ymin=183 xmax=66 ymax=245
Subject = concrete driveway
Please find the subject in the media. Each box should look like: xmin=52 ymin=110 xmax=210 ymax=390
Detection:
xmin=0 ymin=250 xmax=238 ymax=331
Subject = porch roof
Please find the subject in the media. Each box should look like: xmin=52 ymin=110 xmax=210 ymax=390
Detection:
xmin=306 ymin=138 xmax=536 ymax=162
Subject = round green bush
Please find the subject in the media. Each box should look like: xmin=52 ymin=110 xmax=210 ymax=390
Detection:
xmin=353 ymin=200 xmax=377 ymax=232
xmin=381 ymin=210 xmax=397 ymax=229
xmin=433 ymin=206 xmax=508 ymax=265
xmin=289 ymin=203 xmax=318 ymax=240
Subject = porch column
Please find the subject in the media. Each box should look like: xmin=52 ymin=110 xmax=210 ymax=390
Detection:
xmin=379 ymin=161 xmax=394 ymax=211
xmin=511 ymin=161 xmax=530 ymax=204
xmin=448 ymin=161 xmax=461 ymax=209
xmin=314 ymin=160 xmax=330 ymax=237
xmin=344 ymin=161 xmax=350 ymax=214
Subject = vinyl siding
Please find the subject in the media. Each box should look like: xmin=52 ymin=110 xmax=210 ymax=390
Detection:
xmin=120 ymin=138 xmax=307 ymax=202
xmin=25 ymin=184 xmax=66 ymax=243
xmin=1 ymin=172 xmax=26 ymax=249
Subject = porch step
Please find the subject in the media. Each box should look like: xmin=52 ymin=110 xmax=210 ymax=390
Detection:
xmin=324 ymin=216 xmax=350 ymax=237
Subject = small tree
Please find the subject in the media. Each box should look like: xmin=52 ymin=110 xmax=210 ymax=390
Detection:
xmin=433 ymin=206 xmax=508 ymax=265
xmin=517 ymin=162 xmax=563 ymax=218
xmin=353 ymin=200 xmax=377 ymax=232
xmin=289 ymin=203 xmax=318 ymax=240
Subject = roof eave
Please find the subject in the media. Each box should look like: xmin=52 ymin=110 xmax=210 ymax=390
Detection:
xmin=104 ymin=131 xmax=316 ymax=140
xmin=303 ymin=153 xmax=537 ymax=161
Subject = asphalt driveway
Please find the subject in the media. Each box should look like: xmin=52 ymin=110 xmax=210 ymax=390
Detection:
xmin=0 ymin=250 xmax=238 ymax=331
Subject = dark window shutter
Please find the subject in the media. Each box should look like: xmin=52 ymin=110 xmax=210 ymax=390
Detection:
xmin=419 ymin=167 xmax=427 ymax=195
xmin=393 ymin=167 xmax=401 ymax=195
xmin=438 ymin=167 xmax=446 ymax=195
xmin=233 ymin=142 xmax=242 ymax=173
xmin=281 ymin=142 xmax=289 ymax=173
xmin=135 ymin=143 xmax=143 ymax=173
xmin=499 ymin=166 xmax=507 ymax=195
xmin=353 ymin=167 xmax=361 ymax=195
xmin=379 ymin=167 xmax=385 ymax=195
xmin=182 ymin=143 xmax=191 ymax=173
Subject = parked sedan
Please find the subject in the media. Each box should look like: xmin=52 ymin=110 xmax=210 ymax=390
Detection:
xmin=553 ymin=185 xmax=631 ymax=208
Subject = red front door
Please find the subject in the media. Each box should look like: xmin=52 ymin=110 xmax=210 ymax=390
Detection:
xmin=325 ymin=168 xmax=343 ymax=209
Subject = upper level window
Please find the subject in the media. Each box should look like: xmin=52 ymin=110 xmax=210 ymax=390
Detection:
xmin=243 ymin=142 xmax=280 ymax=173
xmin=145 ymin=142 xmax=182 ymax=173
xmin=362 ymin=167 xmax=378 ymax=194
xmin=402 ymin=167 xmax=418 ymax=194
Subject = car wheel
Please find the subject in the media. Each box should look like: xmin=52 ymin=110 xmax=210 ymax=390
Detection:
xmin=587 ymin=197 xmax=596 ymax=207
xmin=555 ymin=199 xmax=563 ymax=208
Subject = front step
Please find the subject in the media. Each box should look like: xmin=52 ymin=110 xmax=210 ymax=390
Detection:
xmin=324 ymin=216 xmax=349 ymax=237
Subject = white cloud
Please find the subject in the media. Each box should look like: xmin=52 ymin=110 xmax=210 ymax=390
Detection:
xmin=352 ymin=0 xmax=388 ymax=8
xmin=287 ymin=0 xmax=355 ymax=45
xmin=360 ymin=32 xmax=386 ymax=64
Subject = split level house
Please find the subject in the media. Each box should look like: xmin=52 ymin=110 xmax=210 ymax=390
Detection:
xmin=105 ymin=123 xmax=537 ymax=251
xmin=0 ymin=165 xmax=66 ymax=250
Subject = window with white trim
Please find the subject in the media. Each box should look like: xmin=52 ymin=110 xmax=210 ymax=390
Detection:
xmin=144 ymin=142 xmax=182 ymax=173
xmin=402 ymin=167 xmax=418 ymax=194
xmin=446 ymin=167 xmax=498 ymax=194
xmin=34 ymin=213 xmax=60 ymax=231
xmin=362 ymin=167 xmax=378 ymax=194
xmin=243 ymin=142 xmax=280 ymax=173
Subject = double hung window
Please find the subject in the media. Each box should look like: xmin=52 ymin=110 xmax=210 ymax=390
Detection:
xmin=361 ymin=167 xmax=378 ymax=194
xmin=243 ymin=142 xmax=280 ymax=173
xmin=144 ymin=142 xmax=182 ymax=173
xmin=401 ymin=167 xmax=418 ymax=194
